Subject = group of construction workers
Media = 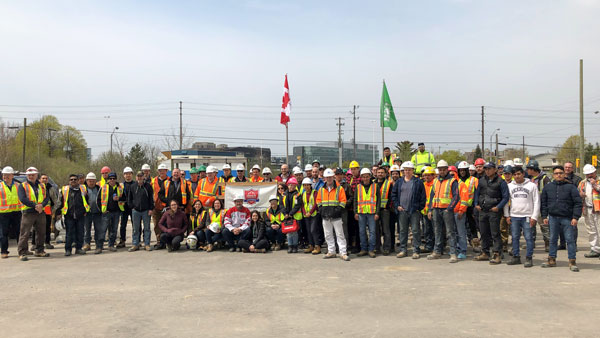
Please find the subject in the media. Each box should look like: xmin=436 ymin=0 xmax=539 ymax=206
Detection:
xmin=1 ymin=143 xmax=598 ymax=271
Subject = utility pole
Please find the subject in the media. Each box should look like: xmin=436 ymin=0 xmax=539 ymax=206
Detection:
xmin=337 ymin=117 xmax=345 ymax=167
xmin=48 ymin=128 xmax=56 ymax=158
xmin=65 ymin=129 xmax=71 ymax=161
xmin=179 ymin=101 xmax=183 ymax=150
xmin=481 ymin=106 xmax=485 ymax=158
xmin=22 ymin=118 xmax=27 ymax=171
xmin=495 ymin=133 xmax=499 ymax=164
xmin=579 ymin=59 xmax=585 ymax=173
xmin=351 ymin=105 xmax=359 ymax=159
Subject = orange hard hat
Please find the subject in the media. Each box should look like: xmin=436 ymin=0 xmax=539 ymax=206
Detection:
xmin=101 ymin=166 xmax=111 ymax=174
xmin=474 ymin=158 xmax=485 ymax=166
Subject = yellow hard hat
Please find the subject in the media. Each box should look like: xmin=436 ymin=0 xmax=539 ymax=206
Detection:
xmin=422 ymin=166 xmax=435 ymax=175
xmin=349 ymin=161 xmax=360 ymax=169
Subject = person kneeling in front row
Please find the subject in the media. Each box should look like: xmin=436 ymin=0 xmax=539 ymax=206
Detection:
xmin=158 ymin=200 xmax=188 ymax=252
xmin=238 ymin=211 xmax=269 ymax=253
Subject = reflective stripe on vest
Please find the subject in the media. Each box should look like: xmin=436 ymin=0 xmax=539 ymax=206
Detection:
xmin=266 ymin=208 xmax=285 ymax=224
xmin=432 ymin=177 xmax=455 ymax=209
xmin=61 ymin=185 xmax=90 ymax=215
xmin=208 ymin=209 xmax=225 ymax=227
xmin=164 ymin=178 xmax=188 ymax=205
xmin=302 ymin=191 xmax=317 ymax=217
xmin=0 ymin=182 xmax=21 ymax=213
xmin=291 ymin=195 xmax=303 ymax=221
xmin=249 ymin=176 xmax=264 ymax=182
xmin=196 ymin=178 xmax=219 ymax=202
xmin=100 ymin=184 xmax=125 ymax=213
xmin=579 ymin=180 xmax=600 ymax=212
xmin=462 ymin=176 xmax=477 ymax=206
xmin=21 ymin=182 xmax=46 ymax=210
xmin=379 ymin=179 xmax=392 ymax=208
xmin=422 ymin=181 xmax=435 ymax=215
xmin=190 ymin=211 xmax=204 ymax=231
xmin=318 ymin=186 xmax=343 ymax=207
xmin=356 ymin=184 xmax=376 ymax=214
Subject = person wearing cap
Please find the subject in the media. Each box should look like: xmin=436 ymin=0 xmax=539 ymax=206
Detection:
xmin=262 ymin=167 xmax=274 ymax=182
xmin=223 ymin=195 xmax=252 ymax=252
xmin=504 ymin=166 xmax=540 ymax=268
xmin=17 ymin=167 xmax=50 ymax=261
xmin=220 ymin=164 xmax=235 ymax=183
xmin=377 ymin=147 xmax=397 ymax=167
xmin=411 ymin=143 xmax=436 ymax=174
xmin=248 ymin=164 xmax=263 ymax=183
xmin=275 ymin=164 xmax=290 ymax=184
xmin=234 ymin=164 xmax=247 ymax=182
xmin=291 ymin=178 xmax=321 ymax=254
xmin=0 ymin=166 xmax=22 ymax=258
xmin=526 ymin=159 xmax=551 ymax=251
xmin=457 ymin=161 xmax=479 ymax=257
xmin=564 ymin=161 xmax=582 ymax=187
xmin=99 ymin=166 xmax=111 ymax=187
xmin=316 ymin=168 xmax=350 ymax=261
xmin=473 ymin=162 xmax=509 ymax=264
xmin=117 ymin=167 xmax=135 ymax=248
xmin=197 ymin=165 xmax=207 ymax=180
xmin=265 ymin=194 xmax=286 ymax=251
xmin=194 ymin=166 xmax=220 ymax=209
xmin=334 ymin=167 xmax=353 ymax=252
xmin=578 ymin=164 xmax=600 ymax=259
xmin=141 ymin=164 xmax=152 ymax=185
xmin=82 ymin=172 xmax=101 ymax=251
xmin=354 ymin=168 xmax=380 ymax=258
xmin=127 ymin=171 xmax=154 ymax=251
xmin=427 ymin=160 xmax=459 ymax=262
xmin=497 ymin=165 xmax=505 ymax=178
xmin=99 ymin=172 xmax=126 ymax=253
xmin=541 ymin=165 xmax=582 ymax=271
xmin=152 ymin=163 xmax=170 ymax=246
xmin=57 ymin=174 xmax=90 ymax=256
xmin=391 ymin=161 xmax=426 ymax=259
xmin=419 ymin=166 xmax=436 ymax=254
xmin=188 ymin=167 xmax=201 ymax=195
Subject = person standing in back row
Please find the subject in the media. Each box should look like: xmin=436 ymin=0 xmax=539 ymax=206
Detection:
xmin=58 ymin=174 xmax=90 ymax=256
xmin=17 ymin=167 xmax=50 ymax=261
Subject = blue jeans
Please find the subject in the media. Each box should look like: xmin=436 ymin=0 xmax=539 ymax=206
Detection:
xmin=549 ymin=216 xmax=577 ymax=260
xmin=358 ymin=214 xmax=376 ymax=252
xmin=205 ymin=229 xmax=223 ymax=243
xmin=222 ymin=227 xmax=252 ymax=249
xmin=84 ymin=213 xmax=102 ymax=245
xmin=266 ymin=225 xmax=284 ymax=244
xmin=432 ymin=209 xmax=456 ymax=255
xmin=510 ymin=217 xmax=534 ymax=258
xmin=455 ymin=213 xmax=468 ymax=255
xmin=398 ymin=210 xmax=421 ymax=253
xmin=103 ymin=211 xmax=121 ymax=247
xmin=287 ymin=231 xmax=299 ymax=246
xmin=64 ymin=216 xmax=85 ymax=252
xmin=131 ymin=210 xmax=151 ymax=247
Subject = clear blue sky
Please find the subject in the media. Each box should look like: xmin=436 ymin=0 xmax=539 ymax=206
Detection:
xmin=1 ymin=0 xmax=599 ymax=159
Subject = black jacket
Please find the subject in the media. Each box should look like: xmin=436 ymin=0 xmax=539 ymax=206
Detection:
xmin=128 ymin=182 xmax=154 ymax=212
xmin=60 ymin=186 xmax=87 ymax=220
xmin=541 ymin=180 xmax=583 ymax=219
xmin=566 ymin=172 xmax=582 ymax=187
xmin=250 ymin=220 xmax=266 ymax=244
xmin=391 ymin=176 xmax=426 ymax=214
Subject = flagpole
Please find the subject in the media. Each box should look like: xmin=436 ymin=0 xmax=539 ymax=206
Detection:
xmin=381 ymin=126 xmax=384 ymax=161
xmin=285 ymin=123 xmax=289 ymax=165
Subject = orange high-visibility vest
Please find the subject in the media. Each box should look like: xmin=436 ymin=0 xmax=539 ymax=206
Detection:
xmin=432 ymin=177 xmax=455 ymax=209
xmin=0 ymin=181 xmax=21 ymax=213
xmin=454 ymin=181 xmax=469 ymax=214
xmin=194 ymin=177 xmax=219 ymax=208
xmin=21 ymin=182 xmax=47 ymax=211
xmin=579 ymin=180 xmax=600 ymax=212
xmin=249 ymin=176 xmax=264 ymax=182
xmin=164 ymin=178 xmax=188 ymax=206
xmin=422 ymin=180 xmax=435 ymax=215
xmin=152 ymin=175 xmax=168 ymax=209
xmin=356 ymin=184 xmax=377 ymax=214
xmin=462 ymin=176 xmax=478 ymax=207
xmin=316 ymin=184 xmax=346 ymax=208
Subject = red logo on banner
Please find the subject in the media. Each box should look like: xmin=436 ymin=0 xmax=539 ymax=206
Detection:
xmin=244 ymin=189 xmax=259 ymax=205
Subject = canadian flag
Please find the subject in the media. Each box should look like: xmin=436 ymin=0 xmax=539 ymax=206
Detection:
xmin=280 ymin=74 xmax=291 ymax=125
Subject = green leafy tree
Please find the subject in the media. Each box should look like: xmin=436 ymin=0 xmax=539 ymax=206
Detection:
xmin=439 ymin=150 xmax=465 ymax=166
xmin=394 ymin=141 xmax=415 ymax=161
xmin=125 ymin=143 xmax=148 ymax=171
xmin=473 ymin=145 xmax=483 ymax=160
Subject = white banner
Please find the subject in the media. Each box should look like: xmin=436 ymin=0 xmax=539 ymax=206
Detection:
xmin=224 ymin=182 xmax=278 ymax=212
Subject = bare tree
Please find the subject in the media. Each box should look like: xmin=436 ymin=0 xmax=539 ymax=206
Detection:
xmin=162 ymin=126 xmax=194 ymax=151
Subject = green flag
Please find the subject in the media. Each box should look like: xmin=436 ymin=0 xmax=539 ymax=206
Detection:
xmin=380 ymin=81 xmax=397 ymax=131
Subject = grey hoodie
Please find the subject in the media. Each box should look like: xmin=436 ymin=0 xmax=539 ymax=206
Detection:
xmin=503 ymin=178 xmax=540 ymax=221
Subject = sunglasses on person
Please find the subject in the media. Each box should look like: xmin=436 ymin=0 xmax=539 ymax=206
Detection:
xmin=69 ymin=178 xmax=78 ymax=181
xmin=109 ymin=177 xmax=116 ymax=180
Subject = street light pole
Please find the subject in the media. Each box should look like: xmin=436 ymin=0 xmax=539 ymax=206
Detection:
xmin=370 ymin=120 xmax=376 ymax=164
xmin=579 ymin=59 xmax=585 ymax=173
xmin=489 ymin=128 xmax=500 ymax=162
xmin=110 ymin=127 xmax=119 ymax=154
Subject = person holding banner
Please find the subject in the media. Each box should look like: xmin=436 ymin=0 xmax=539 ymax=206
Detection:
xmin=249 ymin=165 xmax=264 ymax=183
xmin=234 ymin=164 xmax=247 ymax=182
xmin=316 ymin=168 xmax=350 ymax=261
xmin=220 ymin=164 xmax=235 ymax=183
xmin=223 ymin=195 xmax=251 ymax=252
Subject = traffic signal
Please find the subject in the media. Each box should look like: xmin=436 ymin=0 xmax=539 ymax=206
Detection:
xmin=593 ymin=155 xmax=598 ymax=167
xmin=576 ymin=158 xmax=580 ymax=168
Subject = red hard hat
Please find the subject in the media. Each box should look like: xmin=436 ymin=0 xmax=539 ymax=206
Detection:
xmin=448 ymin=166 xmax=457 ymax=172
xmin=101 ymin=166 xmax=111 ymax=174
xmin=474 ymin=158 xmax=485 ymax=166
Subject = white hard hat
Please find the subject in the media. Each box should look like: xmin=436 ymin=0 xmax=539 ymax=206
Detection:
xmin=222 ymin=164 xmax=231 ymax=170
xmin=25 ymin=167 xmax=39 ymax=175
xmin=268 ymin=194 xmax=278 ymax=202
xmin=236 ymin=164 xmax=245 ymax=171
xmin=457 ymin=161 xmax=469 ymax=169
xmin=86 ymin=172 xmax=97 ymax=180
xmin=141 ymin=164 xmax=151 ymax=170
xmin=1 ymin=166 xmax=14 ymax=174
xmin=209 ymin=222 xmax=221 ymax=233
xmin=292 ymin=166 xmax=301 ymax=172
xmin=360 ymin=168 xmax=371 ymax=176
xmin=323 ymin=168 xmax=334 ymax=177
xmin=437 ymin=160 xmax=449 ymax=167
xmin=583 ymin=164 xmax=597 ymax=175
xmin=402 ymin=161 xmax=415 ymax=169
xmin=469 ymin=164 xmax=476 ymax=171
xmin=206 ymin=165 xmax=218 ymax=173
xmin=513 ymin=158 xmax=523 ymax=166
xmin=186 ymin=235 xmax=198 ymax=248
xmin=157 ymin=163 xmax=168 ymax=170
xmin=301 ymin=177 xmax=313 ymax=185
xmin=304 ymin=164 xmax=313 ymax=172
xmin=233 ymin=194 xmax=244 ymax=201
xmin=262 ymin=167 xmax=272 ymax=174
xmin=251 ymin=164 xmax=260 ymax=170
xmin=504 ymin=160 xmax=514 ymax=166
xmin=390 ymin=165 xmax=401 ymax=172
xmin=292 ymin=167 xmax=303 ymax=175
xmin=123 ymin=167 xmax=133 ymax=174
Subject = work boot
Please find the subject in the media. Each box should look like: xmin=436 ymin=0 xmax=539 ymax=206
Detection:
xmin=569 ymin=259 xmax=579 ymax=272
xmin=19 ymin=255 xmax=28 ymax=261
xmin=449 ymin=254 xmax=458 ymax=263
xmin=293 ymin=245 xmax=299 ymax=253
xmin=323 ymin=252 xmax=336 ymax=259
xmin=75 ymin=249 xmax=86 ymax=255
xmin=273 ymin=243 xmax=281 ymax=251
xmin=108 ymin=246 xmax=117 ymax=252
xmin=25 ymin=250 xmax=34 ymax=255
xmin=489 ymin=252 xmax=501 ymax=265
xmin=584 ymin=251 xmax=600 ymax=258
xmin=128 ymin=245 xmax=139 ymax=252
xmin=45 ymin=243 xmax=54 ymax=249
xmin=64 ymin=251 xmax=72 ymax=257
xmin=116 ymin=240 xmax=126 ymax=248
xmin=30 ymin=245 xmax=36 ymax=252
xmin=506 ymin=256 xmax=522 ymax=265
xmin=524 ymin=256 xmax=533 ymax=268
xmin=541 ymin=256 xmax=557 ymax=268
xmin=94 ymin=248 xmax=103 ymax=254
xmin=154 ymin=243 xmax=165 ymax=250
xmin=145 ymin=245 xmax=152 ymax=251
xmin=340 ymin=254 xmax=350 ymax=261
xmin=206 ymin=244 xmax=213 ymax=252
xmin=287 ymin=246 xmax=293 ymax=254
xmin=544 ymin=239 xmax=549 ymax=252
xmin=357 ymin=250 xmax=368 ymax=257
xmin=1 ymin=253 xmax=8 ymax=259
xmin=368 ymin=251 xmax=376 ymax=258
xmin=473 ymin=252 xmax=490 ymax=261
xmin=427 ymin=252 xmax=442 ymax=260
xmin=311 ymin=245 xmax=321 ymax=255
xmin=396 ymin=251 xmax=407 ymax=258
xmin=34 ymin=251 xmax=50 ymax=257
xmin=255 ymin=248 xmax=266 ymax=253
xmin=304 ymin=245 xmax=313 ymax=254
xmin=83 ymin=243 xmax=91 ymax=251
xmin=412 ymin=253 xmax=420 ymax=259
